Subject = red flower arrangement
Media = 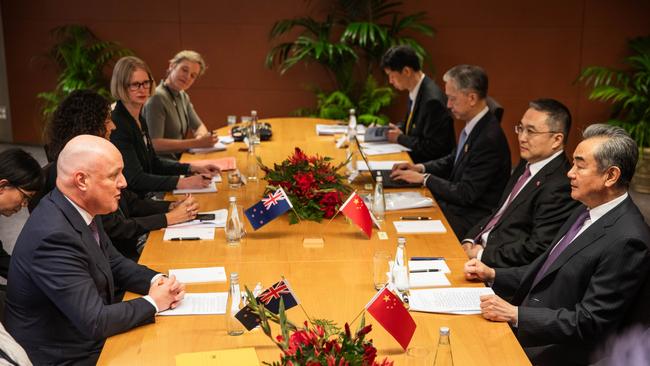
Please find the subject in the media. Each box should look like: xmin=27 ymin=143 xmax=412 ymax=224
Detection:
xmin=244 ymin=287 xmax=393 ymax=366
xmin=260 ymin=147 xmax=352 ymax=223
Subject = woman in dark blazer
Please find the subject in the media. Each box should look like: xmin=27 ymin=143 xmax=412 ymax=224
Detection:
xmin=39 ymin=89 xmax=199 ymax=261
xmin=109 ymin=56 xmax=219 ymax=197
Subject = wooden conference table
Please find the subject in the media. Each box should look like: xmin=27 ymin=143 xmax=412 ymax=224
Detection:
xmin=98 ymin=118 xmax=530 ymax=365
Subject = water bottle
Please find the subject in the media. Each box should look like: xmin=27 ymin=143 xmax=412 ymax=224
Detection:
xmin=433 ymin=327 xmax=454 ymax=366
xmin=372 ymin=171 xmax=385 ymax=222
xmin=250 ymin=110 xmax=261 ymax=145
xmin=246 ymin=141 xmax=258 ymax=181
xmin=393 ymin=237 xmax=409 ymax=294
xmin=225 ymin=196 xmax=242 ymax=245
xmin=226 ymin=272 xmax=245 ymax=336
xmin=346 ymin=109 xmax=358 ymax=177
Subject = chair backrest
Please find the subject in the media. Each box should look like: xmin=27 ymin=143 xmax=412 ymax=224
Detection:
xmin=486 ymin=96 xmax=504 ymax=123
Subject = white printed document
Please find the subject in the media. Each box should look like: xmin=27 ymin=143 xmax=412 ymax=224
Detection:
xmin=408 ymin=260 xmax=451 ymax=273
xmin=168 ymin=266 xmax=227 ymax=283
xmin=168 ymin=209 xmax=228 ymax=228
xmin=188 ymin=142 xmax=228 ymax=154
xmin=163 ymin=227 xmax=215 ymax=241
xmin=360 ymin=142 xmax=411 ymax=156
xmin=159 ymin=292 xmax=228 ymax=316
xmin=172 ymin=176 xmax=220 ymax=195
xmin=393 ymin=220 xmax=446 ymax=233
xmin=409 ymin=287 xmax=495 ymax=314
xmin=408 ymin=272 xmax=451 ymax=288
xmin=356 ymin=160 xmax=406 ymax=171
xmin=316 ymin=124 xmax=366 ymax=135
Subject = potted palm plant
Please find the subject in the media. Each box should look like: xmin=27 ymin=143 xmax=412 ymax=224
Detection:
xmin=265 ymin=0 xmax=434 ymax=125
xmin=579 ymin=35 xmax=650 ymax=192
xmin=37 ymin=25 xmax=132 ymax=122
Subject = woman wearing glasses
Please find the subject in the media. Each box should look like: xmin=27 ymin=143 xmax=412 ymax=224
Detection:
xmin=0 ymin=149 xmax=43 ymax=279
xmin=109 ymin=56 xmax=219 ymax=197
xmin=143 ymin=50 xmax=217 ymax=159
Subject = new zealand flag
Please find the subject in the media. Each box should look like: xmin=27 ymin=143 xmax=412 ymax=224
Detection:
xmin=244 ymin=188 xmax=293 ymax=230
xmin=235 ymin=279 xmax=300 ymax=330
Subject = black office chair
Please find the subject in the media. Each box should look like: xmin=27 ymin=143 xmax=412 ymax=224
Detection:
xmin=486 ymin=96 xmax=504 ymax=123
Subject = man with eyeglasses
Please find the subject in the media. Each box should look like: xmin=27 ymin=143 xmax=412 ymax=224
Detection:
xmin=460 ymin=99 xmax=580 ymax=267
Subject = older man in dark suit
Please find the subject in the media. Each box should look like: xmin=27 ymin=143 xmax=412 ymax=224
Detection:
xmin=461 ymin=99 xmax=580 ymax=267
xmin=381 ymin=45 xmax=455 ymax=163
xmin=391 ymin=64 xmax=511 ymax=238
xmin=5 ymin=135 xmax=185 ymax=365
xmin=464 ymin=124 xmax=650 ymax=366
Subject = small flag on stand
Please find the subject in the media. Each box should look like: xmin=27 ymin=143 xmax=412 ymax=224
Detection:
xmin=235 ymin=279 xmax=300 ymax=330
xmin=339 ymin=192 xmax=373 ymax=238
xmin=365 ymin=287 xmax=416 ymax=350
xmin=244 ymin=188 xmax=293 ymax=230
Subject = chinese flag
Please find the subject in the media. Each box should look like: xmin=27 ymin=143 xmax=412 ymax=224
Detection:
xmin=340 ymin=192 xmax=373 ymax=238
xmin=366 ymin=287 xmax=416 ymax=350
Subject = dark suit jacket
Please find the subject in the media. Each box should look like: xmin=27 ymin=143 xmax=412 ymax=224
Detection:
xmin=464 ymin=153 xmax=580 ymax=267
xmin=423 ymin=111 xmax=511 ymax=238
xmin=492 ymin=197 xmax=650 ymax=366
xmin=110 ymin=100 xmax=190 ymax=196
xmin=5 ymin=188 xmax=158 ymax=365
xmin=31 ymin=162 xmax=170 ymax=261
xmin=396 ymin=76 xmax=455 ymax=164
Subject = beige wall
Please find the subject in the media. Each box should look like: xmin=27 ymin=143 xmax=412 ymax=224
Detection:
xmin=2 ymin=0 xmax=649 ymax=161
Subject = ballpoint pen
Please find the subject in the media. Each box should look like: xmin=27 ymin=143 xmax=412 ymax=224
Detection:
xmin=170 ymin=237 xmax=200 ymax=241
xmin=400 ymin=216 xmax=432 ymax=220
xmin=410 ymin=256 xmax=445 ymax=261
xmin=409 ymin=269 xmax=440 ymax=273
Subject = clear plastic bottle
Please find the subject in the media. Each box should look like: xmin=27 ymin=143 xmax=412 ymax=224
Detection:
xmin=250 ymin=110 xmax=261 ymax=145
xmin=225 ymin=196 xmax=242 ymax=245
xmin=246 ymin=141 xmax=258 ymax=181
xmin=226 ymin=272 xmax=245 ymax=336
xmin=372 ymin=171 xmax=385 ymax=222
xmin=433 ymin=327 xmax=454 ymax=366
xmin=394 ymin=237 xmax=409 ymax=294
xmin=346 ymin=109 xmax=358 ymax=178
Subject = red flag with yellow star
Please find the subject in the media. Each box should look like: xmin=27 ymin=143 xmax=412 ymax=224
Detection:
xmin=339 ymin=191 xmax=373 ymax=238
xmin=365 ymin=287 xmax=416 ymax=350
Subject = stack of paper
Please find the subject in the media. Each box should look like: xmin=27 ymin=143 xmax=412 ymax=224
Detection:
xmin=176 ymin=347 xmax=260 ymax=366
xmin=168 ymin=266 xmax=227 ymax=283
xmin=188 ymin=136 xmax=235 ymax=154
xmin=360 ymin=142 xmax=411 ymax=156
xmin=168 ymin=209 xmax=228 ymax=228
xmin=408 ymin=272 xmax=451 ymax=288
xmin=159 ymin=292 xmax=228 ymax=316
xmin=393 ymin=220 xmax=446 ymax=233
xmin=173 ymin=177 xmax=219 ymax=195
xmin=316 ymin=124 xmax=366 ymax=135
xmin=408 ymin=287 xmax=495 ymax=314
xmin=356 ymin=160 xmax=406 ymax=171
xmin=163 ymin=227 xmax=215 ymax=241
xmin=385 ymin=192 xmax=434 ymax=211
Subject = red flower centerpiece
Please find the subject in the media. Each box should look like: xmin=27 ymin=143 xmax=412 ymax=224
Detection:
xmin=260 ymin=147 xmax=352 ymax=223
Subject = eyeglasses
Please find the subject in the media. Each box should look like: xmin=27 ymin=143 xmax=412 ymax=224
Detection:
xmin=514 ymin=124 xmax=560 ymax=137
xmin=14 ymin=186 xmax=33 ymax=205
xmin=127 ymin=80 xmax=153 ymax=91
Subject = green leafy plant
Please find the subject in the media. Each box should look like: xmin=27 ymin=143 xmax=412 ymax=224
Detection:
xmin=266 ymin=0 xmax=433 ymax=124
xmin=37 ymin=25 xmax=133 ymax=121
xmin=579 ymin=35 xmax=650 ymax=148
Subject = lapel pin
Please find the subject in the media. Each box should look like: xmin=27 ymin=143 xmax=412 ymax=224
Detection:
xmin=464 ymin=145 xmax=468 ymax=153
xmin=536 ymin=181 xmax=540 ymax=187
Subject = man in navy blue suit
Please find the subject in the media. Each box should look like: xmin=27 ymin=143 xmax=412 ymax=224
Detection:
xmin=5 ymin=135 xmax=186 ymax=365
xmin=391 ymin=64 xmax=511 ymax=238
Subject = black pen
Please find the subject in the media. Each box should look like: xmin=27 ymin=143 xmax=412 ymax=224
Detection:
xmin=409 ymin=269 xmax=440 ymax=273
xmin=170 ymin=237 xmax=200 ymax=241
xmin=400 ymin=216 xmax=432 ymax=220
xmin=410 ymin=256 xmax=445 ymax=261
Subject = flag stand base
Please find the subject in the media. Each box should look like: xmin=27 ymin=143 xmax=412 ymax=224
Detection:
xmin=303 ymin=236 xmax=324 ymax=248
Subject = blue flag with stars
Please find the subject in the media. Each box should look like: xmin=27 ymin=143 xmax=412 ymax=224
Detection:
xmin=244 ymin=188 xmax=293 ymax=230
